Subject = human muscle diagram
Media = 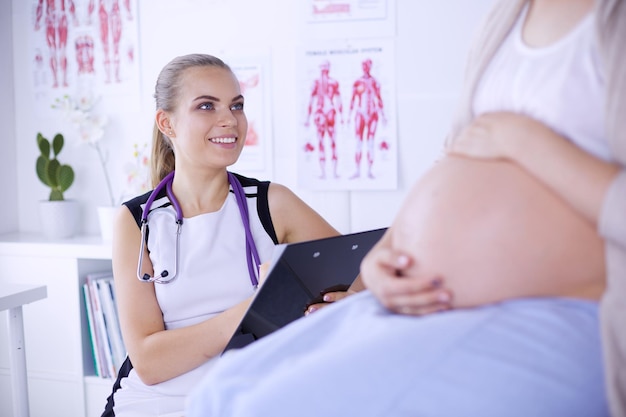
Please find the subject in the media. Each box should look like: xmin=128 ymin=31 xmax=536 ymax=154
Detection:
xmin=348 ymin=58 xmax=387 ymax=179
xmin=31 ymin=0 xmax=140 ymax=107
xmin=298 ymin=39 xmax=397 ymax=190
xmin=304 ymin=60 xmax=345 ymax=179
xmin=91 ymin=0 xmax=133 ymax=84
xmin=34 ymin=0 xmax=77 ymax=88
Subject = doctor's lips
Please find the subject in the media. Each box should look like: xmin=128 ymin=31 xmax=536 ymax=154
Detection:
xmin=209 ymin=136 xmax=237 ymax=144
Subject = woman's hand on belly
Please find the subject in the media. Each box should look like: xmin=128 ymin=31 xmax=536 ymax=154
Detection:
xmin=447 ymin=112 xmax=549 ymax=161
xmin=448 ymin=112 xmax=621 ymax=226
xmin=361 ymin=233 xmax=453 ymax=316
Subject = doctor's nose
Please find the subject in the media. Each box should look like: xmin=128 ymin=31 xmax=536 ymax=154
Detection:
xmin=217 ymin=109 xmax=237 ymax=127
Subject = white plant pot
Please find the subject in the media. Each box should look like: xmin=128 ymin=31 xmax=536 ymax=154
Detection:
xmin=38 ymin=200 xmax=80 ymax=239
xmin=97 ymin=206 xmax=118 ymax=242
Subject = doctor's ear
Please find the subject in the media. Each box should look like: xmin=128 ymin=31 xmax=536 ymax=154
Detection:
xmin=156 ymin=110 xmax=175 ymax=137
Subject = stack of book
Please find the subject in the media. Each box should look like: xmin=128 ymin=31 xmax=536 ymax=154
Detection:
xmin=83 ymin=271 xmax=126 ymax=379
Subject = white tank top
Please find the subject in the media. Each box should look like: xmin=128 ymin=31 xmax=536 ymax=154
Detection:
xmin=147 ymin=189 xmax=275 ymax=331
xmin=473 ymin=4 xmax=609 ymax=160
xmin=113 ymin=182 xmax=276 ymax=412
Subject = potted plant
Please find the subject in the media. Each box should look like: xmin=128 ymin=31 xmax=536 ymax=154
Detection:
xmin=36 ymin=132 xmax=80 ymax=239
xmin=36 ymin=132 xmax=75 ymax=200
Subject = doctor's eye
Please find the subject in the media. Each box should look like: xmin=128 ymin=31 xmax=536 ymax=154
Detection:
xmin=198 ymin=102 xmax=215 ymax=111
xmin=230 ymin=101 xmax=244 ymax=111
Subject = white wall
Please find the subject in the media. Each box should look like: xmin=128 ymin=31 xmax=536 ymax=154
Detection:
xmin=8 ymin=0 xmax=494 ymax=236
xmin=1 ymin=0 xmax=17 ymax=234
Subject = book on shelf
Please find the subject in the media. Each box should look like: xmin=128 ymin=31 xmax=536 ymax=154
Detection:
xmin=83 ymin=282 xmax=102 ymax=377
xmin=98 ymin=279 xmax=126 ymax=371
xmin=83 ymin=270 xmax=127 ymax=379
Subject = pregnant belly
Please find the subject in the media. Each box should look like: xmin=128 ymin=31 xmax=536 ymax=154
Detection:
xmin=392 ymin=155 xmax=605 ymax=307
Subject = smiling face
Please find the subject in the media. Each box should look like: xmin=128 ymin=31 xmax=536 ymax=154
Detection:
xmin=163 ymin=65 xmax=248 ymax=171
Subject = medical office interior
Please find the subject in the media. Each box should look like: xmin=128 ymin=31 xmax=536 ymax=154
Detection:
xmin=0 ymin=0 xmax=495 ymax=416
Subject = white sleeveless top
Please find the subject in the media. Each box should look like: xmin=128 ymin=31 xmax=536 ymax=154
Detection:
xmin=473 ymin=4 xmax=608 ymax=160
xmin=113 ymin=181 xmax=276 ymax=415
xmin=148 ymin=192 xmax=275 ymax=331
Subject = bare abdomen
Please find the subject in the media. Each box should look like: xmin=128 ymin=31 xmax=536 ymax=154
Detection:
xmin=392 ymin=156 xmax=605 ymax=307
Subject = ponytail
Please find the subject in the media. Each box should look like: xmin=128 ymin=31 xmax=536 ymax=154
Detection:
xmin=150 ymin=122 xmax=175 ymax=188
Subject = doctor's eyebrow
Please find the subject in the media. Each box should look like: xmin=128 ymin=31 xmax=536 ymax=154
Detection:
xmin=193 ymin=94 xmax=244 ymax=103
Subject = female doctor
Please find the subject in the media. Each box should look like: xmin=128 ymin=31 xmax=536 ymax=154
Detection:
xmin=100 ymin=53 xmax=351 ymax=416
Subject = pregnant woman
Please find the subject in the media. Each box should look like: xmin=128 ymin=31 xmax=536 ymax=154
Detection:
xmin=186 ymin=0 xmax=626 ymax=416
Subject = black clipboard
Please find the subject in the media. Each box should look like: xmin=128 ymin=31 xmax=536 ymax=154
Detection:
xmin=223 ymin=227 xmax=387 ymax=354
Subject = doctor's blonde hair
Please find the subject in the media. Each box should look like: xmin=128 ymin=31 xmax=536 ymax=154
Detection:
xmin=150 ymin=53 xmax=233 ymax=187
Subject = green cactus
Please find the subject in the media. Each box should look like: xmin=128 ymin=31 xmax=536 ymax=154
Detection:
xmin=36 ymin=132 xmax=75 ymax=201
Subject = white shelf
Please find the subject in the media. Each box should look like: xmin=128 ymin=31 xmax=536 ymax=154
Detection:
xmin=0 ymin=232 xmax=112 ymax=259
xmin=0 ymin=232 xmax=113 ymax=417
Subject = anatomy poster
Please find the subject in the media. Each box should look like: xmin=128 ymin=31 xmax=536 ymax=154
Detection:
xmin=227 ymin=55 xmax=273 ymax=175
xmin=306 ymin=0 xmax=388 ymax=22
xmin=30 ymin=0 xmax=140 ymax=111
xmin=301 ymin=0 xmax=395 ymax=39
xmin=297 ymin=39 xmax=397 ymax=191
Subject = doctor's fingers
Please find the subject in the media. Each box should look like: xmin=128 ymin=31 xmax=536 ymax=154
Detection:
xmin=320 ymin=290 xmax=351 ymax=303
xmin=304 ymin=288 xmax=356 ymax=315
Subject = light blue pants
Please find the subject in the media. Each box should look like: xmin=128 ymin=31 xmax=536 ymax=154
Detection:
xmin=186 ymin=291 xmax=609 ymax=417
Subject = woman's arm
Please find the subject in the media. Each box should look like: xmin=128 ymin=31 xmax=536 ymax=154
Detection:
xmin=448 ymin=111 xmax=621 ymax=226
xmin=112 ymin=207 xmax=253 ymax=385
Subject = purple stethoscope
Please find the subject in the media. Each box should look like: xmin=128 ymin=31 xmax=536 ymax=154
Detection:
xmin=136 ymin=170 xmax=261 ymax=286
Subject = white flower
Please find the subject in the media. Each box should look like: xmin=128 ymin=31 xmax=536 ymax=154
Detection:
xmin=77 ymin=114 xmax=107 ymax=145
xmin=53 ymin=94 xmax=116 ymax=206
xmin=54 ymin=94 xmax=107 ymax=145
xmin=122 ymin=142 xmax=151 ymax=199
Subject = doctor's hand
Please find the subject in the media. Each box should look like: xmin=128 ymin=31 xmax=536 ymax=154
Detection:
xmin=361 ymin=246 xmax=453 ymax=316
xmin=303 ymin=284 xmax=356 ymax=316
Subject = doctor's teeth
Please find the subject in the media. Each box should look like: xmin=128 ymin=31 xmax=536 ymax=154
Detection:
xmin=210 ymin=137 xmax=236 ymax=144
